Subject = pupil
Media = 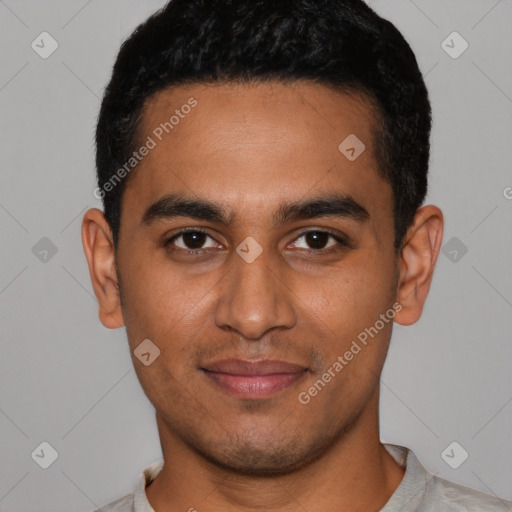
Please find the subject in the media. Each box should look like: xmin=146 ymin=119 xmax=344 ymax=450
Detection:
xmin=306 ymin=231 xmax=328 ymax=249
xmin=183 ymin=232 xmax=206 ymax=249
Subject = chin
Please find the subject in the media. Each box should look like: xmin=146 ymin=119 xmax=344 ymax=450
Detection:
xmin=193 ymin=432 xmax=336 ymax=477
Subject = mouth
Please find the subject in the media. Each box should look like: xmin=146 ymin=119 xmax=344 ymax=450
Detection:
xmin=200 ymin=359 xmax=309 ymax=399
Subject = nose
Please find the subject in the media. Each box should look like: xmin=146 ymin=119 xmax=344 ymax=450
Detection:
xmin=214 ymin=246 xmax=296 ymax=340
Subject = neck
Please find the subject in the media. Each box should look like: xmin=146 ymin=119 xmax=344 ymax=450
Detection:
xmin=146 ymin=391 xmax=405 ymax=512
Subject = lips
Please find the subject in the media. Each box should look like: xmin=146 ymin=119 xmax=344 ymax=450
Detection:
xmin=201 ymin=359 xmax=308 ymax=399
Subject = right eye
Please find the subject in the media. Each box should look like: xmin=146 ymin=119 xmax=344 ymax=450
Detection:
xmin=165 ymin=229 xmax=222 ymax=253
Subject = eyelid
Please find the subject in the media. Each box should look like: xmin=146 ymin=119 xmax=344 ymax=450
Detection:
xmin=164 ymin=227 xmax=352 ymax=252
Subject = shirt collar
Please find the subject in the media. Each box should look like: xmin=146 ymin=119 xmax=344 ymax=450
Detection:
xmin=380 ymin=443 xmax=430 ymax=511
xmin=133 ymin=459 xmax=164 ymax=512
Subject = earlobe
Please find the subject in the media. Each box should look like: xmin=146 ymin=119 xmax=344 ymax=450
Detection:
xmin=81 ymin=208 xmax=125 ymax=329
xmin=394 ymin=205 xmax=444 ymax=326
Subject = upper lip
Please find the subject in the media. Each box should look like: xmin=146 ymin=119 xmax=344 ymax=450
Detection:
xmin=201 ymin=358 xmax=308 ymax=376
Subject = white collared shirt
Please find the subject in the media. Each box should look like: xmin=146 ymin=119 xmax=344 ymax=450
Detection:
xmin=93 ymin=443 xmax=512 ymax=511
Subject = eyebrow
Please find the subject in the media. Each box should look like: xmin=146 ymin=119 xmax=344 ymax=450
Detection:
xmin=141 ymin=192 xmax=370 ymax=226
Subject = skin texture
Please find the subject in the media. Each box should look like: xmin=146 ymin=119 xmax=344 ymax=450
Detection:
xmin=82 ymin=81 xmax=444 ymax=512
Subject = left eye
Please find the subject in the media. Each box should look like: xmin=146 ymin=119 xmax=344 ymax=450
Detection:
xmin=170 ymin=230 xmax=219 ymax=250
xmin=290 ymin=230 xmax=344 ymax=251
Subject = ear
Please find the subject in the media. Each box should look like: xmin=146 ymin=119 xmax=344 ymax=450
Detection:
xmin=81 ymin=208 xmax=124 ymax=329
xmin=394 ymin=205 xmax=444 ymax=326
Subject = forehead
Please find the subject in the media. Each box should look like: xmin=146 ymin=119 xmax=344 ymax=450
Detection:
xmin=123 ymin=80 xmax=391 ymax=228
xmin=140 ymin=80 xmax=379 ymax=157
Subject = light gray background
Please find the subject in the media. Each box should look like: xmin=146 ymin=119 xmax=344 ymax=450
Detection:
xmin=0 ymin=0 xmax=511 ymax=510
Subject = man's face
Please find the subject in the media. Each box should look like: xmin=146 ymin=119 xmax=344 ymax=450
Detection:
xmin=116 ymin=81 xmax=398 ymax=474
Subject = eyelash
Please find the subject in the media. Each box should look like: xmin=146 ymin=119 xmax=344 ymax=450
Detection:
xmin=164 ymin=228 xmax=351 ymax=255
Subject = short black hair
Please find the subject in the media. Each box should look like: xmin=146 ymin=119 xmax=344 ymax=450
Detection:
xmin=95 ymin=0 xmax=431 ymax=252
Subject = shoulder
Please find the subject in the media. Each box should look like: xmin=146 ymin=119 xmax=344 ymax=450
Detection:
xmin=425 ymin=474 xmax=512 ymax=511
xmin=382 ymin=443 xmax=511 ymax=511
xmin=91 ymin=493 xmax=134 ymax=512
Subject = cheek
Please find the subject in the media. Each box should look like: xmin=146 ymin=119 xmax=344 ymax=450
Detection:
xmin=294 ymin=256 xmax=396 ymax=367
xmin=118 ymin=248 xmax=213 ymax=343
xmin=302 ymin=259 xmax=393 ymax=323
